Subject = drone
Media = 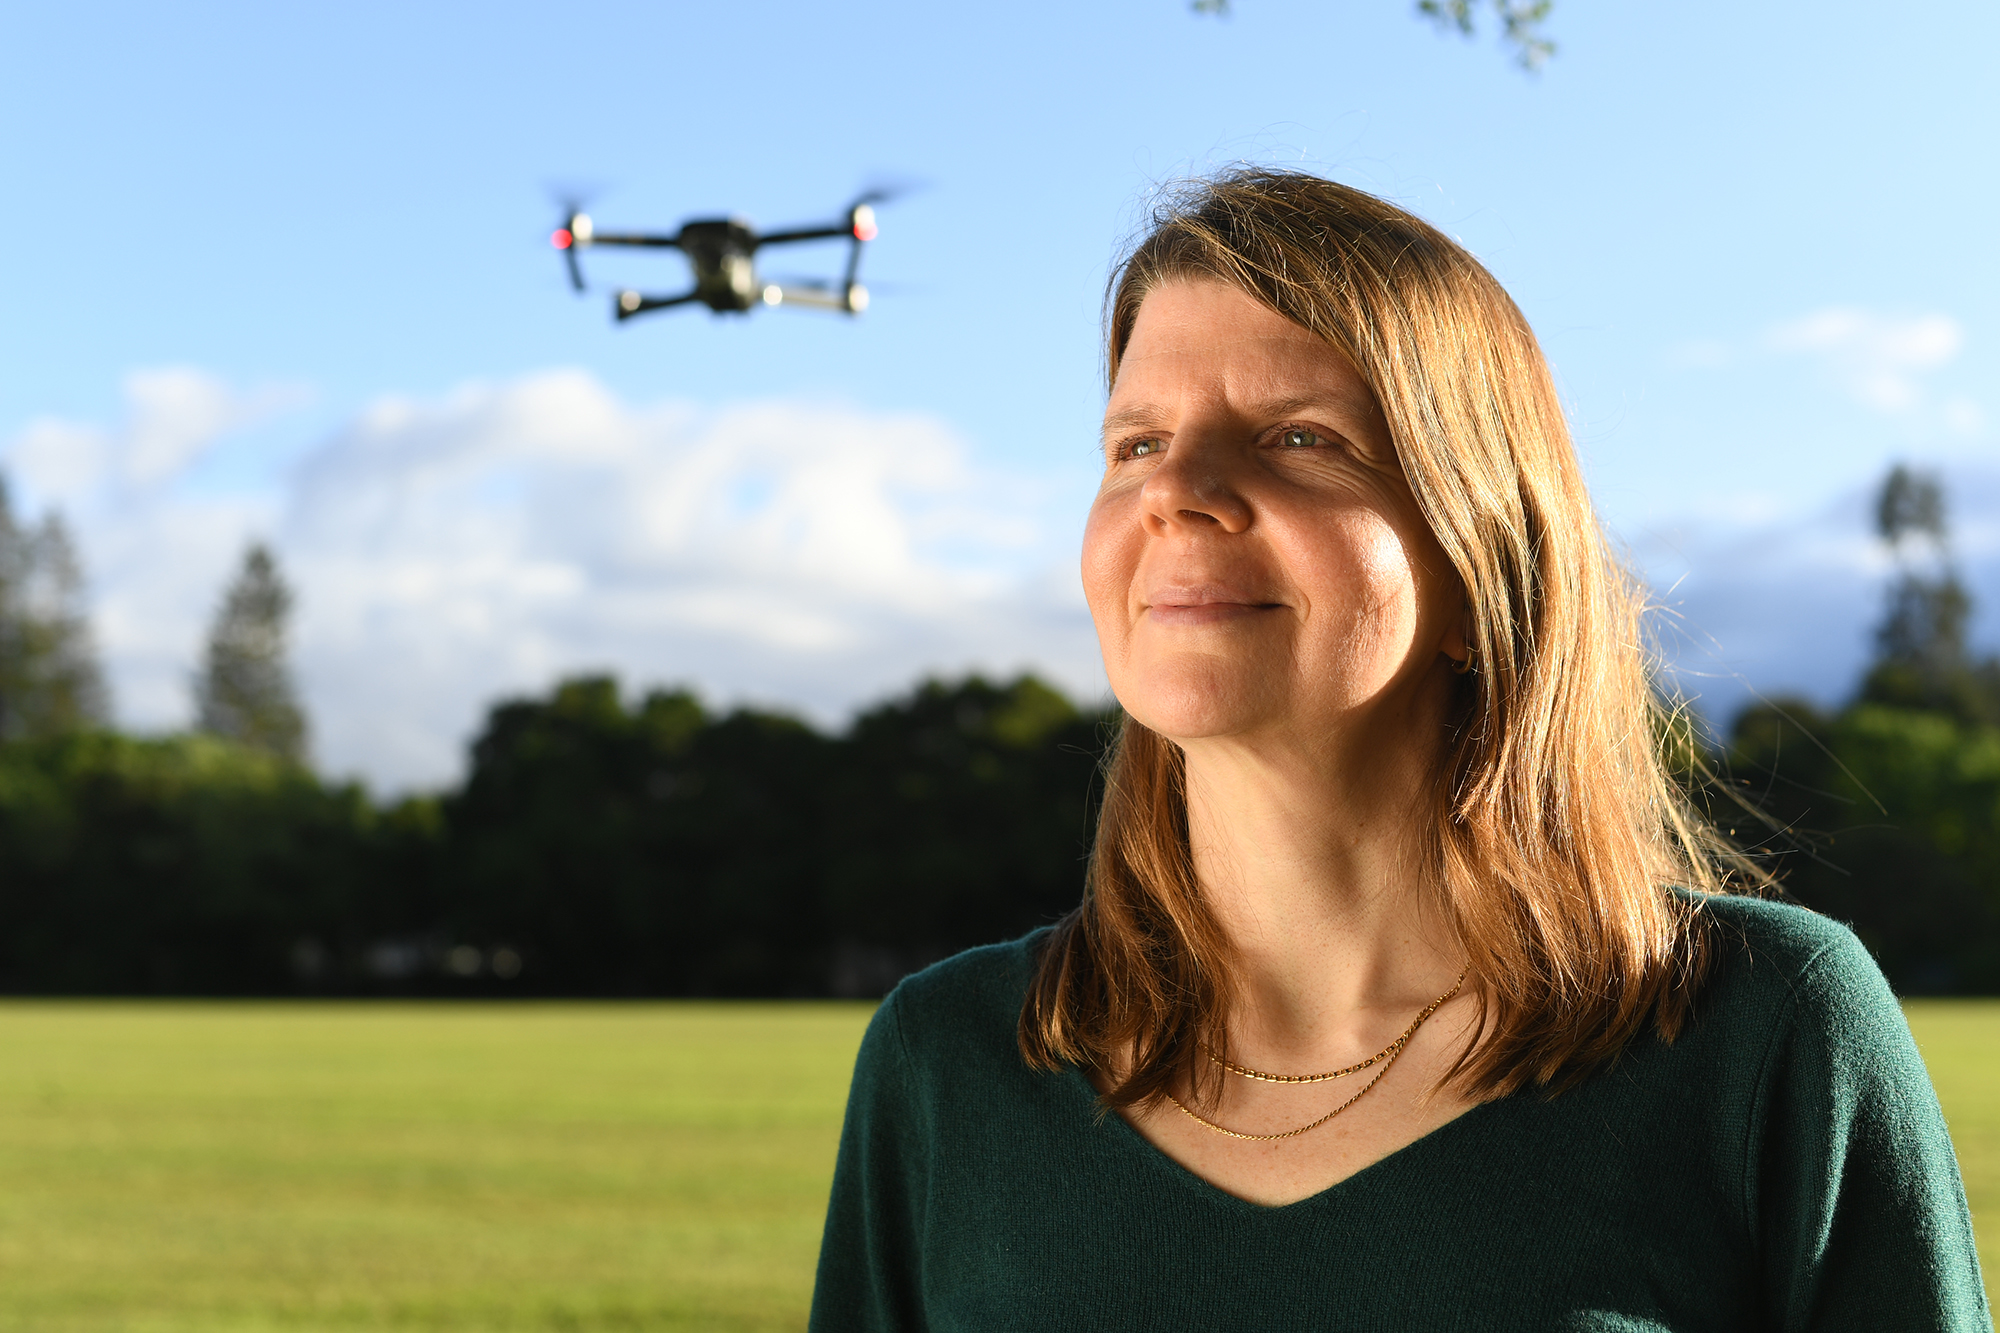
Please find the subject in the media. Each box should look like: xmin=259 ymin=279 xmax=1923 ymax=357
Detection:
xmin=551 ymin=194 xmax=886 ymax=321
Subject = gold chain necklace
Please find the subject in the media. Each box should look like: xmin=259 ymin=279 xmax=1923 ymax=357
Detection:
xmin=1167 ymin=968 xmax=1467 ymax=1143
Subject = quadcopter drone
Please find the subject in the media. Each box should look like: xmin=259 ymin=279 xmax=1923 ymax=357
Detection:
xmin=551 ymin=194 xmax=886 ymax=321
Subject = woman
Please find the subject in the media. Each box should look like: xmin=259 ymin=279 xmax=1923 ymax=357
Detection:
xmin=809 ymin=170 xmax=1989 ymax=1330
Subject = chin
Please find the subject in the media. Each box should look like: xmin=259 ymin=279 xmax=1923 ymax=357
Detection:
xmin=1111 ymin=664 xmax=1280 ymax=744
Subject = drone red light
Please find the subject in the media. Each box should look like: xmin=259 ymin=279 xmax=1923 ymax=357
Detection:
xmin=552 ymin=229 xmax=573 ymax=250
xmin=853 ymin=222 xmax=878 ymax=241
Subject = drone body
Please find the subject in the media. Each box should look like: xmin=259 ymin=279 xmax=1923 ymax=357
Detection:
xmin=553 ymin=198 xmax=881 ymax=321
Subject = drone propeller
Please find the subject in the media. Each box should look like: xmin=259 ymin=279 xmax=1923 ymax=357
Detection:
xmin=851 ymin=175 xmax=925 ymax=207
xmin=550 ymin=200 xmax=595 ymax=292
xmin=843 ymin=186 xmax=908 ymax=241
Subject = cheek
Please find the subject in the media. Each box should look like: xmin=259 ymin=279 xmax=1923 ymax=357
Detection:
xmin=1080 ymin=496 xmax=1136 ymax=630
xmin=1295 ymin=518 xmax=1426 ymax=660
xmin=1358 ymin=524 xmax=1424 ymax=621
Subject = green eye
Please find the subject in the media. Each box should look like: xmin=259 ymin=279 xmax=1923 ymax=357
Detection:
xmin=1129 ymin=439 xmax=1161 ymax=458
xmin=1281 ymin=429 xmax=1320 ymax=449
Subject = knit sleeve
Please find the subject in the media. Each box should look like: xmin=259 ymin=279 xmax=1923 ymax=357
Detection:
xmin=809 ymin=990 xmax=930 ymax=1333
xmin=1749 ymin=922 xmax=1990 ymax=1332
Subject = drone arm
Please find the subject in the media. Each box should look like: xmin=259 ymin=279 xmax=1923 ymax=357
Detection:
xmin=754 ymin=224 xmax=851 ymax=247
xmin=613 ymin=288 xmax=703 ymax=321
xmin=553 ymin=213 xmax=678 ymax=291
xmin=587 ymin=232 xmax=685 ymax=249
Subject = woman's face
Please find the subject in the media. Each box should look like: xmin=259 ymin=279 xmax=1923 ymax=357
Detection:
xmin=1084 ymin=279 xmax=1464 ymax=753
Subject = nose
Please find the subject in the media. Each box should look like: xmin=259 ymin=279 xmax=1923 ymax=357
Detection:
xmin=1139 ymin=437 xmax=1252 ymax=537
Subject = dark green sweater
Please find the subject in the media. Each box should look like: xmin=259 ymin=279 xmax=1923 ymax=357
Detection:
xmin=810 ymin=895 xmax=1990 ymax=1331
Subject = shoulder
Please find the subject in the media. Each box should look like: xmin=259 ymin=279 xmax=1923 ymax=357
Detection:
xmin=1681 ymin=901 xmax=1985 ymax=1327
xmin=1686 ymin=892 xmax=1917 ymax=1089
xmin=870 ymin=930 xmax=1047 ymax=1072
xmin=1694 ymin=891 xmax=1894 ymax=1015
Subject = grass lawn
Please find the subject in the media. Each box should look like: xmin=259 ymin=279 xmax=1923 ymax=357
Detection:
xmin=0 ymin=1003 xmax=874 ymax=1332
xmin=1906 ymin=1001 xmax=2000 ymax=1310
xmin=0 ymin=1000 xmax=1992 ymax=1330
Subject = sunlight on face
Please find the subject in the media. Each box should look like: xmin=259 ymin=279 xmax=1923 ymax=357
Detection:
xmin=1082 ymin=280 xmax=1463 ymax=751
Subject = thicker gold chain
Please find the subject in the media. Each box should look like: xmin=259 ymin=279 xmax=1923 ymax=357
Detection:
xmin=1168 ymin=968 xmax=1468 ymax=1143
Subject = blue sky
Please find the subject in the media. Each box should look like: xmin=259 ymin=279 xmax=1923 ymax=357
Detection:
xmin=3 ymin=0 xmax=1995 ymax=788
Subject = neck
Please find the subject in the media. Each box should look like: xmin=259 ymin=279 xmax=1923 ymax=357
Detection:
xmin=1179 ymin=712 xmax=1462 ymax=1065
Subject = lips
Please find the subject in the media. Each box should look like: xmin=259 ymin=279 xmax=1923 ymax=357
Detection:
xmin=1143 ymin=583 xmax=1283 ymax=625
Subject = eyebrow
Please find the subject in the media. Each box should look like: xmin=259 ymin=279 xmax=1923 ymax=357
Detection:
xmin=1099 ymin=393 xmax=1360 ymax=442
xmin=1249 ymin=393 xmax=1363 ymax=421
xmin=1099 ymin=405 xmax=1167 ymax=441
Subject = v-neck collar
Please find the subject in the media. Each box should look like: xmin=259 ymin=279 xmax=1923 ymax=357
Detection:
xmin=1057 ymin=1063 xmax=1506 ymax=1216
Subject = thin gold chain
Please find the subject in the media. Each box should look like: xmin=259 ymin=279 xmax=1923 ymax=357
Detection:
xmin=1203 ymin=968 xmax=1468 ymax=1084
xmin=1167 ymin=968 xmax=1467 ymax=1143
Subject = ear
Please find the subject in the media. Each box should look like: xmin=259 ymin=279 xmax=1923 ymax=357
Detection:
xmin=1439 ymin=602 xmax=1472 ymax=668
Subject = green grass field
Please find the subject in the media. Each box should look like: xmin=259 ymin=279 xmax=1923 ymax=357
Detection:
xmin=0 ymin=1000 xmax=1991 ymax=1331
xmin=1908 ymin=1001 xmax=2000 ymax=1310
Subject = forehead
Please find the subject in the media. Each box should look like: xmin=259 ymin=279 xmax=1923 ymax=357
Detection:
xmin=1108 ymin=279 xmax=1373 ymax=417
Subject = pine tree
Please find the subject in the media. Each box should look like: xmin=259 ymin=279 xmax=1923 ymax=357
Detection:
xmin=0 ymin=477 xmax=110 ymax=740
xmin=1863 ymin=464 xmax=2000 ymax=724
xmin=196 ymin=542 xmax=308 ymax=762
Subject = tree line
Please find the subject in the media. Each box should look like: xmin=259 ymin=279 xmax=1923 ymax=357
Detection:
xmin=0 ymin=672 xmax=1107 ymax=996
xmin=0 ymin=464 xmax=1994 ymax=996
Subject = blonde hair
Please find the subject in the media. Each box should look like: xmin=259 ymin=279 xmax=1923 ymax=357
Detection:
xmin=1021 ymin=169 xmax=1762 ymax=1107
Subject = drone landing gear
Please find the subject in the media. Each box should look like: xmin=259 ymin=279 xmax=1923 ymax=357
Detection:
xmin=612 ymin=283 xmax=868 ymax=321
xmin=759 ymin=282 xmax=869 ymax=314
xmin=614 ymin=289 xmax=702 ymax=321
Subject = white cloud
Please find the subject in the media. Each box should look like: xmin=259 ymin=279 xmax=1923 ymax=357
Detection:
xmin=4 ymin=370 xmax=1104 ymax=792
xmin=8 ymin=367 xmax=305 ymax=502
xmin=1763 ymin=307 xmax=1965 ymax=412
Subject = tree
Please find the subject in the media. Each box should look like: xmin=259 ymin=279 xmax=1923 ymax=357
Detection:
xmin=443 ymin=676 xmax=837 ymax=996
xmin=1718 ymin=462 xmax=2000 ymax=993
xmin=1416 ymin=0 xmax=1554 ymax=70
xmin=0 ymin=477 xmax=109 ymax=740
xmin=440 ymin=672 xmax=1109 ymax=997
xmin=1191 ymin=0 xmax=1556 ymax=71
xmin=196 ymin=543 xmax=308 ymax=762
xmin=1861 ymin=464 xmax=2000 ymax=725
xmin=1725 ymin=697 xmax=2000 ymax=993
xmin=1877 ymin=462 xmax=1947 ymax=545
xmin=822 ymin=675 xmax=1106 ymax=986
